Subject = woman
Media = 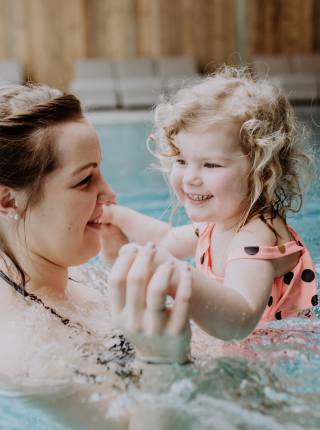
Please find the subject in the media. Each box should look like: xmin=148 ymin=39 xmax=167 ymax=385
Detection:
xmin=0 ymin=84 xmax=191 ymax=400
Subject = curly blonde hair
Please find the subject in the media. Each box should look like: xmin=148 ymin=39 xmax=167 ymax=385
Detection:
xmin=152 ymin=66 xmax=314 ymax=232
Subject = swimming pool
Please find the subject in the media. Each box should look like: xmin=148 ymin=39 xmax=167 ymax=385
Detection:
xmin=0 ymin=111 xmax=319 ymax=429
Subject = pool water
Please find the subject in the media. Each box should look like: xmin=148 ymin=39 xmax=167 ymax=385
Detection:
xmin=98 ymin=116 xmax=320 ymax=429
xmin=0 ymin=112 xmax=319 ymax=429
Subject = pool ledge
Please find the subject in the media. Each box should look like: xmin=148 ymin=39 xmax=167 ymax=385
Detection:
xmin=85 ymin=110 xmax=153 ymax=125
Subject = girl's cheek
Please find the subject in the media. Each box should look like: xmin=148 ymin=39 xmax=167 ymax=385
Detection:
xmin=169 ymin=170 xmax=179 ymax=190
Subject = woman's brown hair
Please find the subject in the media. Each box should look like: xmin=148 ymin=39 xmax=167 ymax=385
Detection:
xmin=0 ymin=84 xmax=83 ymax=285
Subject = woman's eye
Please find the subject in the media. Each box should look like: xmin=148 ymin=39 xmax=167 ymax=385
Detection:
xmin=204 ymin=162 xmax=221 ymax=168
xmin=77 ymin=175 xmax=92 ymax=187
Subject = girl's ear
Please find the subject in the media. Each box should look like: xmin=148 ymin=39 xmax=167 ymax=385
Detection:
xmin=0 ymin=185 xmax=18 ymax=218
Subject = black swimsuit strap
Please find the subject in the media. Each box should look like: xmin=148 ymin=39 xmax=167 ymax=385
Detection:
xmin=0 ymin=269 xmax=135 ymax=377
xmin=0 ymin=269 xmax=84 ymax=330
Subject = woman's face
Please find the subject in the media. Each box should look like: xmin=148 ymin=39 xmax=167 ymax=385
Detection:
xmin=21 ymin=120 xmax=115 ymax=267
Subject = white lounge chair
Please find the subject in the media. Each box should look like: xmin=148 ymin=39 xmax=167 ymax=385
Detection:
xmin=112 ymin=58 xmax=161 ymax=108
xmin=0 ymin=60 xmax=23 ymax=86
xmin=70 ymin=59 xmax=117 ymax=110
xmin=252 ymin=55 xmax=317 ymax=102
xmin=253 ymin=55 xmax=291 ymax=77
xmin=269 ymin=74 xmax=317 ymax=102
xmin=292 ymin=55 xmax=320 ymax=99
xmin=291 ymin=54 xmax=320 ymax=75
xmin=156 ymin=56 xmax=199 ymax=94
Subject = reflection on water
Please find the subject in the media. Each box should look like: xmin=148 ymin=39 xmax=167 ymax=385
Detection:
xmin=0 ymin=110 xmax=319 ymax=429
xmin=1 ymin=311 xmax=320 ymax=429
xmin=105 ymin=317 xmax=320 ymax=429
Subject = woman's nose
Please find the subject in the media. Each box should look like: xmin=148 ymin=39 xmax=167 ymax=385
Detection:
xmin=97 ymin=179 xmax=116 ymax=205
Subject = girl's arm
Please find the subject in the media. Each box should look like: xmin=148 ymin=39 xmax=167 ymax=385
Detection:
xmin=155 ymin=228 xmax=275 ymax=340
xmin=188 ymin=258 xmax=274 ymax=340
xmin=102 ymin=204 xmax=198 ymax=259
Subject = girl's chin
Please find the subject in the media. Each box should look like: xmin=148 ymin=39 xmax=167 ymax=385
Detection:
xmin=185 ymin=208 xmax=213 ymax=223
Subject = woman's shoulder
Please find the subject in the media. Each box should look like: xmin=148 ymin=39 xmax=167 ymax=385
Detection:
xmin=0 ymin=287 xmax=65 ymax=379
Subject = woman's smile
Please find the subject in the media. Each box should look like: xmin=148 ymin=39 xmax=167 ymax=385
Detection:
xmin=87 ymin=211 xmax=103 ymax=230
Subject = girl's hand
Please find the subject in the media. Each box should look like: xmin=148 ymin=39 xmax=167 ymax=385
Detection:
xmin=108 ymin=243 xmax=192 ymax=364
xmin=100 ymin=203 xmax=115 ymax=224
xmin=99 ymin=223 xmax=129 ymax=266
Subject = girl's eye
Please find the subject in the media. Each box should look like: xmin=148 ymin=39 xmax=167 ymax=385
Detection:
xmin=204 ymin=162 xmax=221 ymax=168
xmin=77 ymin=175 xmax=92 ymax=187
xmin=175 ymin=159 xmax=186 ymax=166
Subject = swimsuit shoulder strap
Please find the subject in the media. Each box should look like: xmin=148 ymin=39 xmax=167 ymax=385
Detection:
xmin=0 ymin=269 xmax=84 ymax=330
xmin=226 ymin=240 xmax=304 ymax=262
xmin=0 ymin=269 xmax=27 ymax=296
xmin=226 ymin=224 xmax=306 ymax=262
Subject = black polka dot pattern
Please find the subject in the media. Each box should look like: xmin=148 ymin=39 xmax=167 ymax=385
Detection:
xmin=283 ymin=272 xmax=294 ymax=285
xmin=268 ymin=296 xmax=273 ymax=307
xmin=304 ymin=309 xmax=312 ymax=318
xmin=244 ymin=246 xmax=259 ymax=255
xmin=301 ymin=269 xmax=315 ymax=283
xmin=200 ymin=253 xmax=205 ymax=265
xmin=275 ymin=311 xmax=282 ymax=320
xmin=311 ymin=295 xmax=318 ymax=306
xmin=296 ymin=241 xmax=303 ymax=247
xmin=195 ymin=228 xmax=200 ymax=237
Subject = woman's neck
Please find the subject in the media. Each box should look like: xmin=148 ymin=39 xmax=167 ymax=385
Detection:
xmin=3 ymin=246 xmax=69 ymax=298
xmin=25 ymin=261 xmax=69 ymax=297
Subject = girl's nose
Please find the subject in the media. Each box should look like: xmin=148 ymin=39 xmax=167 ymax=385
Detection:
xmin=184 ymin=166 xmax=202 ymax=186
xmin=97 ymin=179 xmax=116 ymax=205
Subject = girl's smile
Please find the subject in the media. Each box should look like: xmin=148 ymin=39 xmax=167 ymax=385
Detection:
xmin=186 ymin=193 xmax=213 ymax=203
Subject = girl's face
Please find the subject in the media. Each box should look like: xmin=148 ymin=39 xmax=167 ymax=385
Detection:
xmin=20 ymin=120 xmax=115 ymax=267
xmin=169 ymin=126 xmax=250 ymax=229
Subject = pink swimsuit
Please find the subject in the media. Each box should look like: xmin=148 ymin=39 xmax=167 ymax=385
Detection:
xmin=195 ymin=223 xmax=318 ymax=323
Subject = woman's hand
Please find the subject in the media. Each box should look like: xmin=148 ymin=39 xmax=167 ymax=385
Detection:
xmin=108 ymin=243 xmax=192 ymax=364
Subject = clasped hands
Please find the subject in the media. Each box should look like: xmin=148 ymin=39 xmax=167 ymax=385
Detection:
xmin=108 ymin=242 xmax=192 ymax=364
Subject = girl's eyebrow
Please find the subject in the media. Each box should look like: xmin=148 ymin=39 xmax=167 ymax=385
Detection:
xmin=72 ymin=162 xmax=98 ymax=176
xmin=196 ymin=154 xmax=232 ymax=162
xmin=174 ymin=153 xmax=231 ymax=162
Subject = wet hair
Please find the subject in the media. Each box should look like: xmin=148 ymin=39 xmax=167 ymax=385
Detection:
xmin=152 ymin=66 xmax=314 ymax=233
xmin=0 ymin=83 xmax=84 ymax=285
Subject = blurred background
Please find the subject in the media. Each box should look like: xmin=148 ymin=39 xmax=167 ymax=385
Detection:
xmin=0 ymin=0 xmax=319 ymax=93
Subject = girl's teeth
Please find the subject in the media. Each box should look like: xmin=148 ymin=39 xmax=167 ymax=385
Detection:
xmin=187 ymin=193 xmax=212 ymax=201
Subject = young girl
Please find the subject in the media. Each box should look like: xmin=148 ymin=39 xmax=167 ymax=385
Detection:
xmin=102 ymin=67 xmax=318 ymax=340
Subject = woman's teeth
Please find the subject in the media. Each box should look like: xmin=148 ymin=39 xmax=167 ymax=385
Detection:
xmin=87 ymin=217 xmax=102 ymax=225
xmin=187 ymin=193 xmax=213 ymax=201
